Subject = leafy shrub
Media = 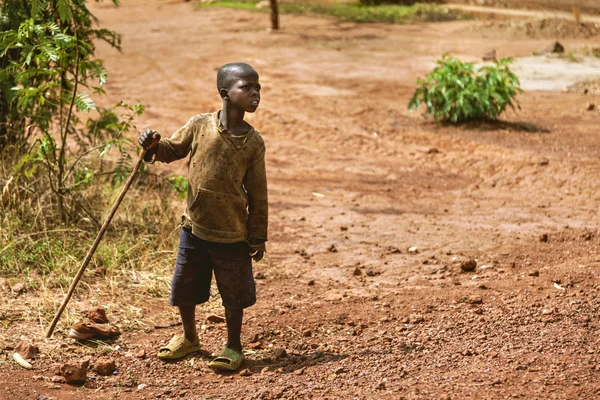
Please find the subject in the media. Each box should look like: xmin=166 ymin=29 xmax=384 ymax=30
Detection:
xmin=409 ymin=55 xmax=523 ymax=123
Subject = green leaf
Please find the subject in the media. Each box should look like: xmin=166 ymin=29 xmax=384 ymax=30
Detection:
xmin=56 ymin=0 xmax=73 ymax=22
xmin=74 ymin=92 xmax=97 ymax=112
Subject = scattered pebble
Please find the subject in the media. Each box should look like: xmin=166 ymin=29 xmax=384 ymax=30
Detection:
xmin=307 ymin=280 xmax=315 ymax=286
xmin=239 ymin=368 xmax=252 ymax=377
xmin=353 ymin=267 xmax=362 ymax=276
xmin=254 ymin=271 xmax=266 ymax=280
xmin=408 ymin=246 xmax=419 ymax=254
xmin=11 ymin=283 xmax=25 ymax=294
xmin=460 ymin=259 xmax=477 ymax=272
xmin=15 ymin=341 xmax=38 ymax=360
xmin=93 ymin=358 xmax=117 ymax=376
xmin=206 ymin=314 xmax=226 ymax=323
xmin=59 ymin=360 xmax=89 ymax=383
xmin=137 ymin=383 xmax=148 ymax=391
xmin=328 ymin=244 xmax=338 ymax=253
xmin=273 ymin=347 xmax=287 ymax=359
xmin=468 ymin=295 xmax=483 ymax=304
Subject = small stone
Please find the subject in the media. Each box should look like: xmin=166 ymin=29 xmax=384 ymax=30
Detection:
xmin=328 ymin=244 xmax=338 ymax=253
xmin=273 ymin=347 xmax=287 ymax=359
xmin=353 ymin=267 xmax=362 ymax=276
xmin=540 ymin=234 xmax=549 ymax=243
xmin=408 ymin=314 xmax=424 ymax=324
xmin=408 ymin=246 xmax=419 ymax=254
xmin=538 ymin=158 xmax=549 ymax=166
xmin=340 ymin=226 xmax=348 ymax=231
xmin=586 ymin=102 xmax=595 ymax=111
xmin=302 ymin=329 xmax=312 ymax=337
xmin=427 ymin=147 xmax=440 ymax=154
xmin=239 ymin=368 xmax=252 ymax=376
xmin=307 ymin=280 xmax=315 ymax=286
xmin=528 ymin=270 xmax=540 ymax=277
xmin=93 ymin=358 xmax=117 ymax=376
xmin=11 ymin=283 xmax=25 ymax=294
xmin=460 ymin=259 xmax=477 ymax=272
xmin=477 ymin=284 xmax=488 ymax=290
xmin=482 ymin=49 xmax=497 ymax=61
xmin=93 ymin=266 xmax=107 ymax=277
xmin=366 ymin=269 xmax=377 ymax=277
xmin=137 ymin=383 xmax=148 ymax=391
xmin=87 ymin=307 xmax=109 ymax=324
xmin=539 ymin=41 xmax=564 ymax=54
xmin=375 ymin=380 xmax=386 ymax=390
xmin=137 ymin=349 xmax=146 ymax=359
xmin=294 ymin=367 xmax=305 ymax=375
xmin=14 ymin=341 xmax=38 ymax=360
xmin=468 ymin=295 xmax=483 ymax=304
xmin=59 ymin=360 xmax=89 ymax=383
xmin=247 ymin=341 xmax=262 ymax=350
xmin=254 ymin=271 xmax=266 ymax=280
xmin=50 ymin=375 xmax=66 ymax=384
xmin=206 ymin=314 xmax=225 ymax=323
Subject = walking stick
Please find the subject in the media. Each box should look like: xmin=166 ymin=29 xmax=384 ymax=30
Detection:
xmin=45 ymin=149 xmax=147 ymax=338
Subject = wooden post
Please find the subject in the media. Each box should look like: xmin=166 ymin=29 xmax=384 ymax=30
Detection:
xmin=270 ymin=0 xmax=279 ymax=30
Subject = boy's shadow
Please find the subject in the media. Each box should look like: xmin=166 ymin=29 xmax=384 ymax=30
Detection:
xmin=242 ymin=351 xmax=347 ymax=375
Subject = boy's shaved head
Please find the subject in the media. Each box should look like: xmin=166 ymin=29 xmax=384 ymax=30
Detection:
xmin=217 ymin=62 xmax=257 ymax=91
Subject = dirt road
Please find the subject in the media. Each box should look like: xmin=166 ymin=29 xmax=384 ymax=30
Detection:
xmin=1 ymin=1 xmax=600 ymax=399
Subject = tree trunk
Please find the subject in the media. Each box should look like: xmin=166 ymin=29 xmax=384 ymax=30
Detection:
xmin=270 ymin=0 xmax=279 ymax=30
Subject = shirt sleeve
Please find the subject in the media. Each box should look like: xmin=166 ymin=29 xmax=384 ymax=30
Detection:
xmin=244 ymin=147 xmax=268 ymax=249
xmin=148 ymin=117 xmax=195 ymax=164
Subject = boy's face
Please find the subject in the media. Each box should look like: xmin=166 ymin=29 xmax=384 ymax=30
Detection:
xmin=224 ymin=70 xmax=261 ymax=113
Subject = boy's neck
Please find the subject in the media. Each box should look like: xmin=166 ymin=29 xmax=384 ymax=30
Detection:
xmin=219 ymin=103 xmax=247 ymax=135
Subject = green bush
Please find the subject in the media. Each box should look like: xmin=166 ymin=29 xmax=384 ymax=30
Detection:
xmin=409 ymin=55 xmax=523 ymax=123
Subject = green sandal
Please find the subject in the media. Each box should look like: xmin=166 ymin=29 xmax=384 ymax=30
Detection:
xmin=157 ymin=335 xmax=201 ymax=360
xmin=208 ymin=347 xmax=245 ymax=371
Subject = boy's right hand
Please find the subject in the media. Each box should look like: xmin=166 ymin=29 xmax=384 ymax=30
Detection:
xmin=138 ymin=129 xmax=161 ymax=150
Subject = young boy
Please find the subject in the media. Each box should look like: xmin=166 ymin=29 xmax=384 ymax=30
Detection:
xmin=138 ymin=62 xmax=267 ymax=371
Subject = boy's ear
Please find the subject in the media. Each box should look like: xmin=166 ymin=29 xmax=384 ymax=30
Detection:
xmin=219 ymin=88 xmax=229 ymax=101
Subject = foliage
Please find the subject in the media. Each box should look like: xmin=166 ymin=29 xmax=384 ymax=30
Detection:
xmin=198 ymin=1 xmax=469 ymax=24
xmin=409 ymin=55 xmax=523 ymax=123
xmin=0 ymin=0 xmax=145 ymax=222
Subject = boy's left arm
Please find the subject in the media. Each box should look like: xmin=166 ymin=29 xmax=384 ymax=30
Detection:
xmin=244 ymin=148 xmax=268 ymax=256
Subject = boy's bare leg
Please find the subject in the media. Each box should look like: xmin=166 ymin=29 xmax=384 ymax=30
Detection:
xmin=225 ymin=308 xmax=243 ymax=352
xmin=178 ymin=305 xmax=198 ymax=343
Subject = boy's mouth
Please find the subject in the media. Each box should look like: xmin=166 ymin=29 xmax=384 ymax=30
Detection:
xmin=251 ymin=100 xmax=260 ymax=106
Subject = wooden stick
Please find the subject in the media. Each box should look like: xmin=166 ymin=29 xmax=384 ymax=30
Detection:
xmin=45 ymin=149 xmax=147 ymax=338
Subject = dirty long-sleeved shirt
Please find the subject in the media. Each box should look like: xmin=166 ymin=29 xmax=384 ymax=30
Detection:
xmin=146 ymin=112 xmax=268 ymax=251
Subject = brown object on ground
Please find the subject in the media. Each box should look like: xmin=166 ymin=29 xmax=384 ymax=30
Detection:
xmin=93 ymin=358 xmax=117 ymax=376
xmin=14 ymin=342 xmax=38 ymax=360
xmin=468 ymin=295 xmax=484 ymax=304
xmin=483 ymin=49 xmax=497 ymax=61
xmin=93 ymin=266 xmax=107 ymax=277
xmin=586 ymin=102 xmax=595 ymax=111
xmin=353 ymin=267 xmax=362 ymax=276
xmin=59 ymin=360 xmax=89 ymax=384
xmin=273 ymin=347 xmax=287 ymax=359
xmin=45 ymin=149 xmax=147 ymax=338
xmin=206 ymin=315 xmax=225 ymax=324
xmin=87 ymin=307 xmax=109 ymax=324
xmin=539 ymin=41 xmax=565 ymax=54
xmin=11 ymin=283 xmax=25 ymax=294
xmin=460 ymin=259 xmax=477 ymax=272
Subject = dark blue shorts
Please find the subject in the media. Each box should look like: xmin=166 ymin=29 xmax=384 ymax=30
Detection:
xmin=169 ymin=228 xmax=256 ymax=310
